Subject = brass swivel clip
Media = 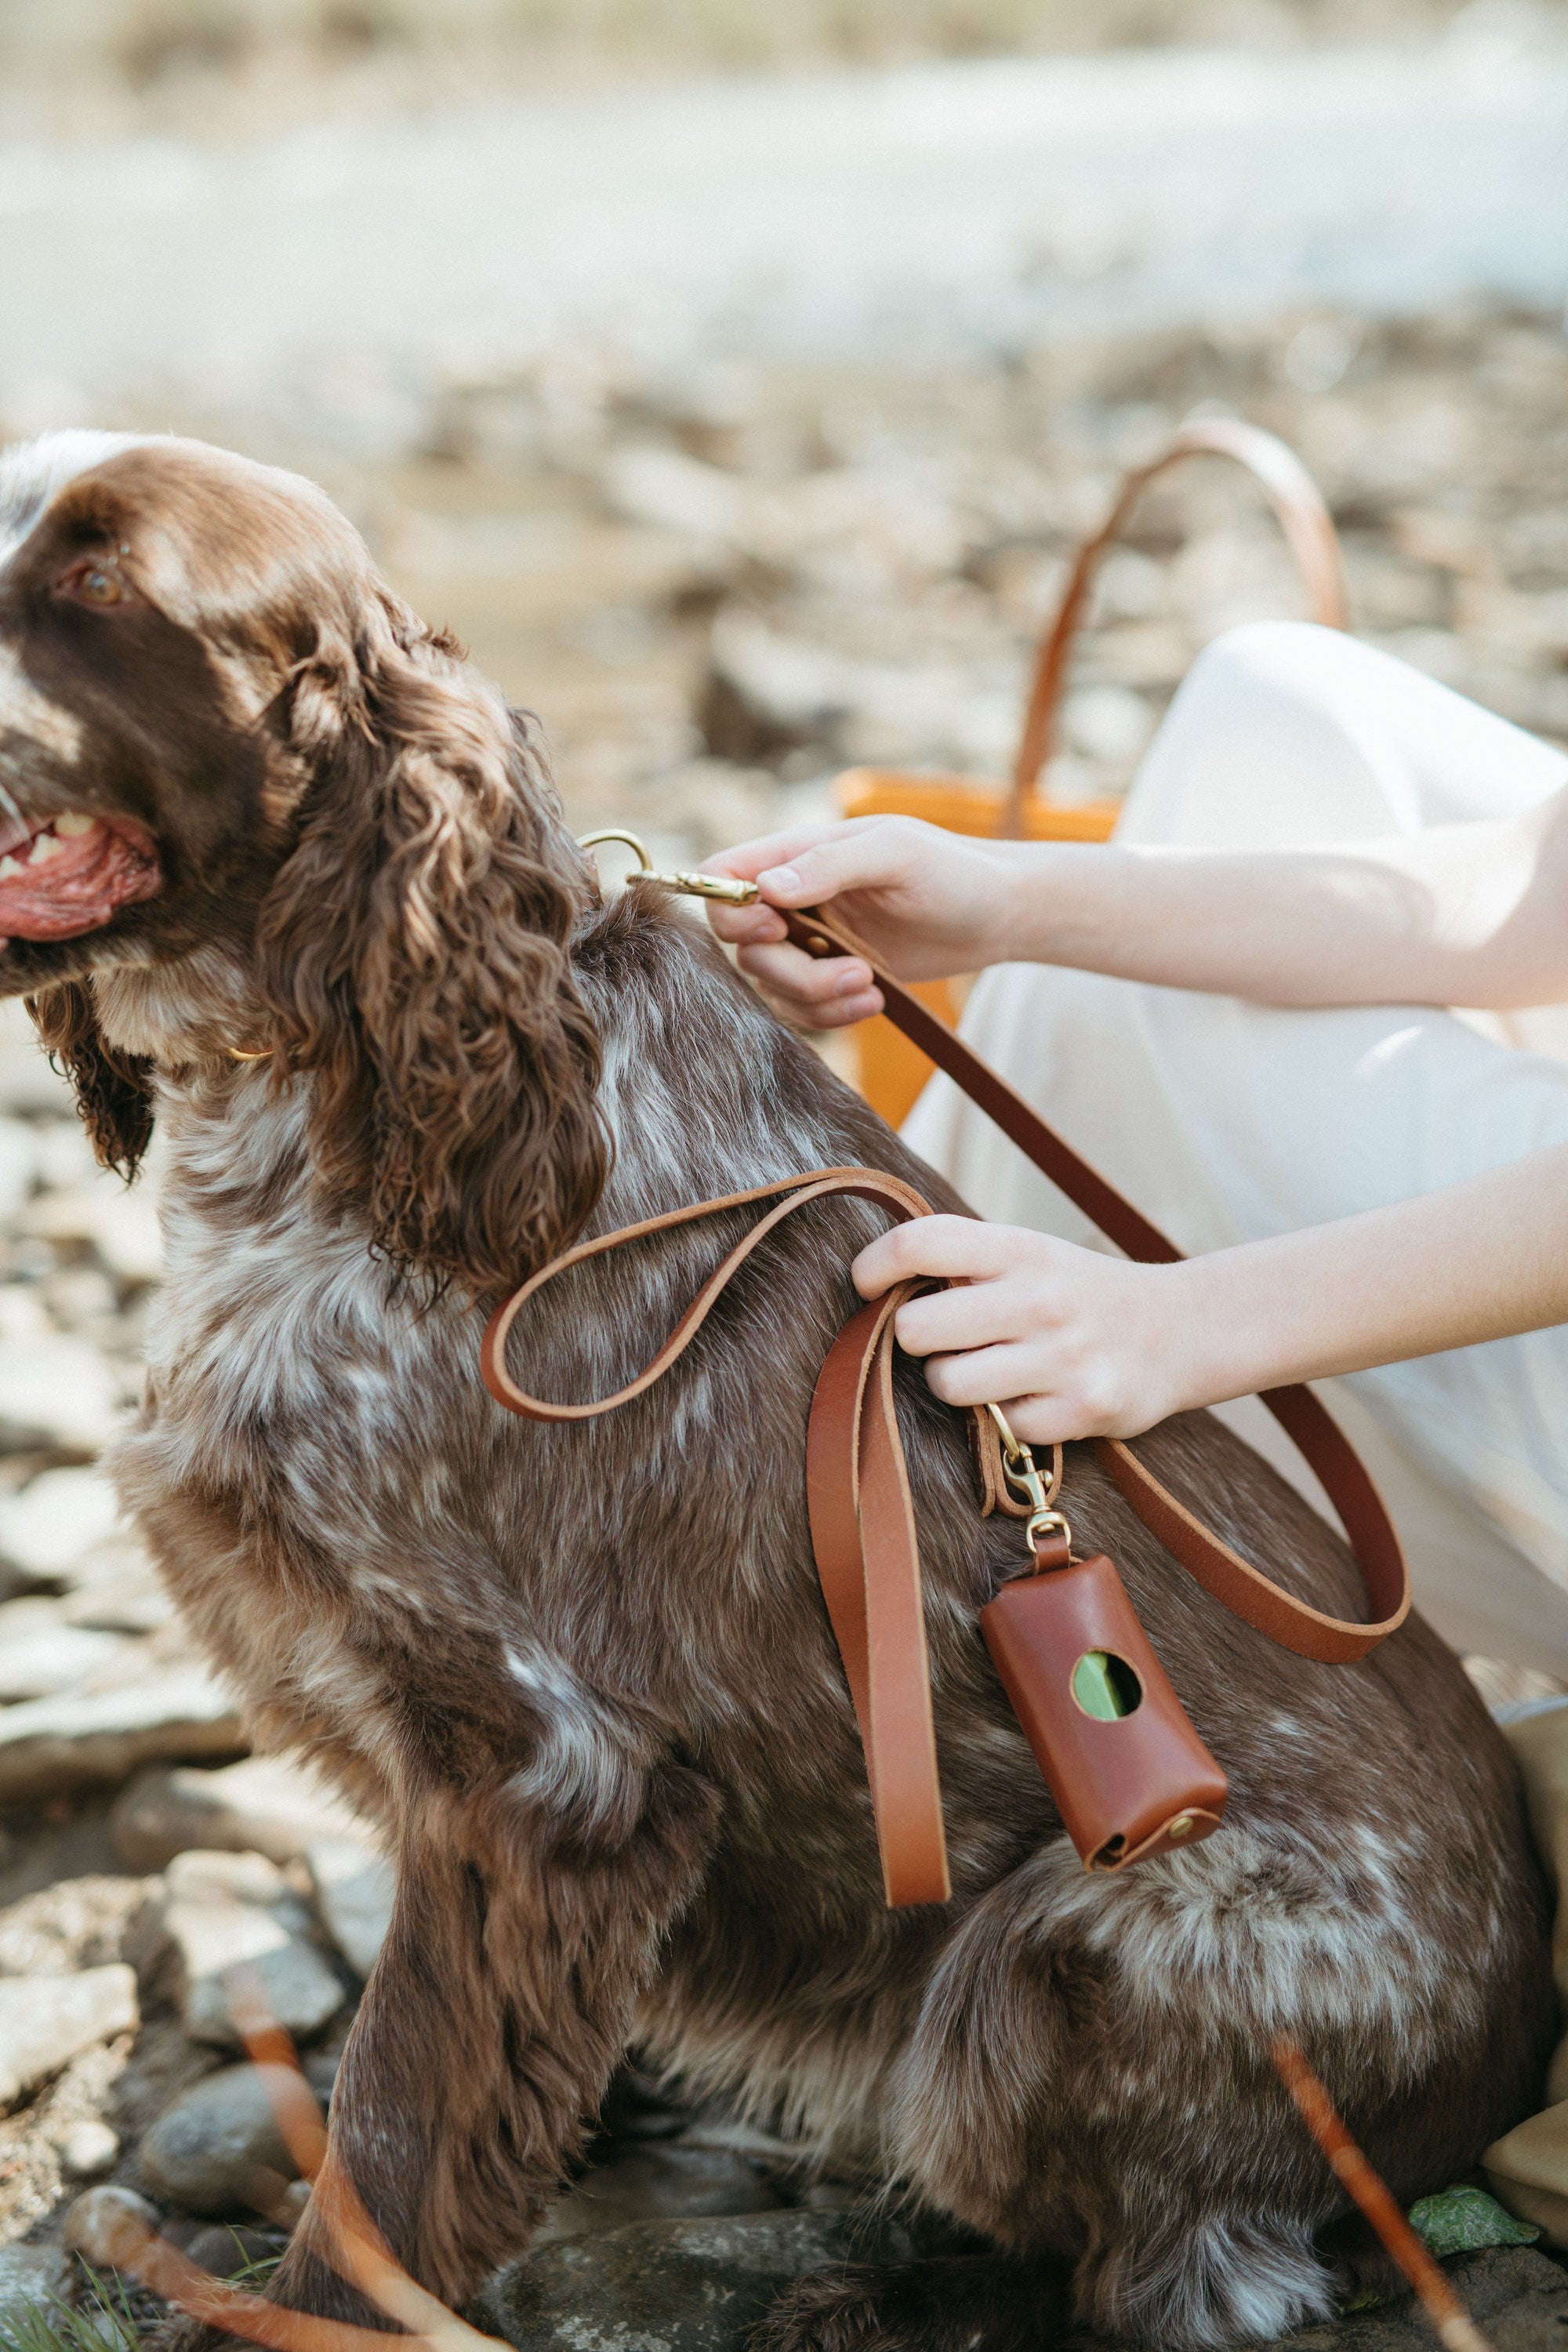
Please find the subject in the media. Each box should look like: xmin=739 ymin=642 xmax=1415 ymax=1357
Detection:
xmin=986 ymin=1402 xmax=1072 ymax=1561
xmin=578 ymin=828 xmax=760 ymax=907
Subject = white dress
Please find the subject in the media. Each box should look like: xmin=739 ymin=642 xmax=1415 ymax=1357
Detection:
xmin=902 ymin=619 xmax=1568 ymax=1672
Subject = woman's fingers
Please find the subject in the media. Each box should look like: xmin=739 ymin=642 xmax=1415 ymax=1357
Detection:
xmin=892 ymin=1280 xmax=1028 ymax=1359
xmin=853 ymin=1216 xmax=1011 ymax=1300
xmin=922 ymin=1343 xmax=1039 ymax=1408
xmin=733 ymin=942 xmax=881 ymax=1025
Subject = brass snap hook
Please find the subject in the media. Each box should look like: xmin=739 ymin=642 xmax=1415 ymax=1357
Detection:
xmin=578 ymin=828 xmax=760 ymax=907
xmin=985 ymin=1403 xmax=1070 ymax=1559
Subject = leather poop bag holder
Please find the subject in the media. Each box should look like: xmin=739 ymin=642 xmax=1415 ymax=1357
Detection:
xmin=481 ymin=895 xmax=1410 ymax=1907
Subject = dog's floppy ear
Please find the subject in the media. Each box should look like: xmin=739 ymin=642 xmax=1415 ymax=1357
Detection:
xmin=26 ymin=981 xmax=155 ymax=1178
xmin=256 ymin=599 xmax=608 ymax=1295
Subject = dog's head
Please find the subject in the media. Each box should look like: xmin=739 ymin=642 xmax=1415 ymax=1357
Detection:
xmin=0 ymin=429 xmax=608 ymax=1291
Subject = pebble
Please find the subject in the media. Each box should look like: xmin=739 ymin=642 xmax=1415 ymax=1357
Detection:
xmin=64 ymin=1552 xmax=176 ymax=1633
xmin=0 ymin=1874 xmax=154 ymax=1976
xmin=0 ymin=1468 xmax=125 ymax=1583
xmin=0 ymin=1668 xmax=245 ymax=1801
xmin=53 ymin=2116 xmax=122 ymax=2176
xmin=22 ymin=1179 xmax=163 ymax=1283
xmin=63 ymin=2183 xmax=161 ymax=2268
xmin=0 ymin=1617 xmax=129 ymax=1703
xmin=137 ymin=2062 xmax=300 ymax=2215
xmin=478 ymin=2209 xmax=916 ymax=2352
xmin=305 ymin=1837 xmax=394 ymax=1978
xmin=112 ymin=1755 xmax=368 ymax=1871
xmin=604 ymin=443 xmax=748 ymax=545
xmin=183 ymin=2222 xmax=285 ymax=2277
xmin=537 ymin=2144 xmax=782 ymax=2243
xmin=0 ymin=1963 xmax=139 ymax=2103
xmin=0 ymin=1119 xmax=37 ymax=1221
xmin=0 ymin=999 xmax=74 ymax=1113
xmin=153 ymin=1847 xmax=345 ymax=2048
xmin=0 ymin=1337 xmax=125 ymax=1454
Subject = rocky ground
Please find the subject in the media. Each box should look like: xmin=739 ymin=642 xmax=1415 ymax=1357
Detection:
xmin=3 ymin=294 xmax=1568 ymax=2345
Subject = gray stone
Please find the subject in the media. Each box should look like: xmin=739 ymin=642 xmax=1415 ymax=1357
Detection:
xmin=536 ymin=2144 xmax=783 ymax=2243
xmin=138 ymin=2061 xmax=300 ymax=2216
xmin=183 ymin=2223 xmax=286 ymax=2278
xmin=0 ymin=1668 xmax=245 ymax=1799
xmin=0 ymin=2244 xmax=69 ymax=2327
xmin=151 ymin=1847 xmax=345 ymax=2049
xmin=1286 ymin=2247 xmax=1568 ymax=2348
xmin=305 ymin=1838 xmax=394 ymax=1979
xmin=112 ymin=1755 xmax=368 ymax=1871
xmin=0 ymin=1962 xmax=139 ymax=2102
xmin=64 ymin=2183 xmax=162 ymax=2268
xmin=477 ymin=2210 xmax=914 ymax=2352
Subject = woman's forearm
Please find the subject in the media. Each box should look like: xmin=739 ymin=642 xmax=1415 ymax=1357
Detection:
xmin=1004 ymin=792 xmax=1568 ymax=1011
xmin=1168 ymin=1141 xmax=1568 ymax=1414
xmin=854 ymin=1142 xmax=1568 ymax=1449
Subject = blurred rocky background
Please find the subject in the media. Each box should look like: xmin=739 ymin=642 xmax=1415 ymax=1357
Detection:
xmin=3 ymin=2 xmax=1568 ymax=2346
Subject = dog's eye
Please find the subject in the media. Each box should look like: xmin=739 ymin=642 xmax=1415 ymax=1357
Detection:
xmin=56 ymin=561 xmax=132 ymax=609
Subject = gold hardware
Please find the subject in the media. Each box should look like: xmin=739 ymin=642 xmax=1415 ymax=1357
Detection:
xmin=1166 ymin=1814 xmax=1195 ymax=1840
xmin=578 ymin=827 xmax=760 ymax=907
xmin=578 ymin=827 xmax=655 ymax=869
xmin=647 ymin=869 xmax=760 ymax=905
xmin=1024 ymin=1506 xmax=1073 ymax=1556
xmin=985 ymin=1403 xmax=1069 ymax=1558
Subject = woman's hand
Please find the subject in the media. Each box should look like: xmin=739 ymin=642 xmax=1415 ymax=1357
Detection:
xmin=853 ymin=1216 xmax=1189 ymax=1444
xmin=701 ymin=815 xmax=1035 ymax=1029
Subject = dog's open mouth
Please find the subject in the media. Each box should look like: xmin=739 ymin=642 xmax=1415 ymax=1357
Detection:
xmin=0 ymin=809 xmax=162 ymax=946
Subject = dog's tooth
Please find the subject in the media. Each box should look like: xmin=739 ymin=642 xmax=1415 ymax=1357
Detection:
xmin=53 ymin=812 xmax=95 ymax=837
xmin=0 ymin=857 xmax=18 ymax=879
xmin=26 ymin=831 xmax=62 ymax=863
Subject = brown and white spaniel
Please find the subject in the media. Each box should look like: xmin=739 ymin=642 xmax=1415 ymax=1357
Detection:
xmin=0 ymin=430 xmax=1551 ymax=2352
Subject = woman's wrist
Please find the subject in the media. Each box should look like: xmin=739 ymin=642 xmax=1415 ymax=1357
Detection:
xmin=990 ymin=840 xmax=1076 ymax=966
xmin=1158 ymin=1251 xmax=1285 ymax=1417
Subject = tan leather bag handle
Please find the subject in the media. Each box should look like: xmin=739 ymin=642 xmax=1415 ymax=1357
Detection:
xmin=1006 ymin=418 xmax=1348 ymax=835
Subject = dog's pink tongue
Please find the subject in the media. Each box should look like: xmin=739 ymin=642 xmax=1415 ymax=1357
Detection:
xmin=0 ymin=822 xmax=161 ymax=939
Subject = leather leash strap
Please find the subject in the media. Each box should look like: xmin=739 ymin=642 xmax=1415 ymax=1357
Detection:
xmin=777 ymin=902 xmax=1410 ymax=1668
xmin=481 ymin=1167 xmax=954 ymax=1904
xmin=482 ymin=898 xmax=1411 ymax=1907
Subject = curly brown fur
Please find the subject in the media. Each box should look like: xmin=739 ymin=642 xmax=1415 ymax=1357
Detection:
xmin=257 ymin=629 xmax=607 ymax=1294
xmin=0 ymin=430 xmax=1552 ymax=2352
xmin=26 ymin=975 xmax=154 ymax=1174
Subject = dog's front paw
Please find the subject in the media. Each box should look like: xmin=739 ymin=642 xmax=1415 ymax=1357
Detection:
xmin=752 ymin=2255 xmax=1069 ymax=2352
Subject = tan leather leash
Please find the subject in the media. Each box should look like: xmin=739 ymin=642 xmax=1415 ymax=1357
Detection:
xmin=481 ymin=869 xmax=1410 ymax=1907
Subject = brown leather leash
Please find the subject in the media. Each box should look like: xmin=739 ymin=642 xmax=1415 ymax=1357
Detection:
xmin=482 ymin=880 xmax=1410 ymax=1907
